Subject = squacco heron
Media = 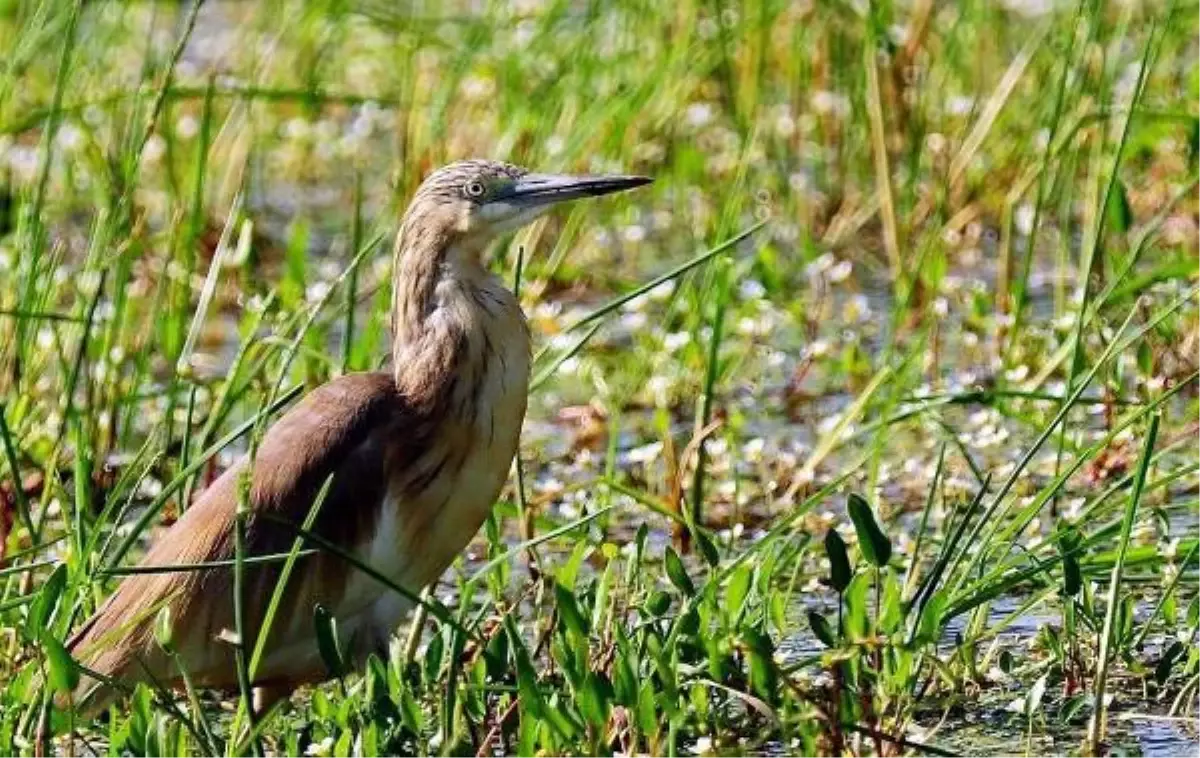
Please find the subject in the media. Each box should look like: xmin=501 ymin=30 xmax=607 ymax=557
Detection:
xmin=68 ymin=160 xmax=650 ymax=712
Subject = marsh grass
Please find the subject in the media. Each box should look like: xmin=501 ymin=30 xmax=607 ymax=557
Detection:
xmin=0 ymin=1 xmax=1197 ymax=756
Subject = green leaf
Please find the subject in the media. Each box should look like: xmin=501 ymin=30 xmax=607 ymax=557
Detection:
xmin=1057 ymin=525 xmax=1083 ymax=597
xmin=27 ymin=563 xmax=67 ymax=640
xmin=824 ymin=529 xmax=852 ymax=592
xmin=507 ymin=618 xmax=545 ymax=720
xmin=154 ymin=606 xmax=174 ymax=650
xmin=1155 ymin=640 xmax=1184 ymax=686
xmin=555 ymin=583 xmax=590 ymax=638
xmin=844 ymin=572 xmax=871 ymax=640
xmin=399 ymin=683 xmax=423 ymax=734
xmin=847 ymin=493 xmax=892 ymax=568
xmin=664 ymin=547 xmax=695 ymax=595
xmin=41 ymin=632 xmax=79 ymax=694
xmin=578 ymin=672 xmax=613 ymax=728
xmin=1105 ymin=179 xmax=1132 ymax=236
xmin=807 ymin=611 xmax=836 ymax=647
xmin=695 ymin=531 xmax=720 ymax=567
xmin=636 ymin=681 xmax=658 ymax=738
xmin=914 ymin=590 xmax=948 ymax=645
xmin=1060 ymin=692 xmax=1092 ymax=723
xmin=313 ymin=604 xmax=346 ymax=678
xmin=485 ymin=627 xmax=509 ymax=681
xmin=741 ymin=626 xmax=778 ymax=704
xmin=724 ymin=565 xmax=753 ymax=617
xmin=879 ymin=572 xmax=903 ymax=633
xmin=613 ymin=647 xmax=637 ymax=705
xmin=645 ymin=590 xmax=672 ymax=617
xmin=557 ymin=541 xmax=589 ymax=591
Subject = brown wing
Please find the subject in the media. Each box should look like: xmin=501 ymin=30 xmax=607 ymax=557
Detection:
xmin=69 ymin=371 xmax=409 ymax=705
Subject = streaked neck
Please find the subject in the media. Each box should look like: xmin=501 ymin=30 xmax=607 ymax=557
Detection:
xmin=389 ymin=227 xmax=519 ymax=412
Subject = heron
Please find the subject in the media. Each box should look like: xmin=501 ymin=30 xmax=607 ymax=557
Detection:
xmin=68 ymin=159 xmax=651 ymax=713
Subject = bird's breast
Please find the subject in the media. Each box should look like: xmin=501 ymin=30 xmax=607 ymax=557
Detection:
xmin=357 ymin=307 xmax=531 ymax=635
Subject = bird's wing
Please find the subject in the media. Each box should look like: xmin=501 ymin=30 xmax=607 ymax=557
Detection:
xmin=69 ymin=371 xmax=411 ymax=699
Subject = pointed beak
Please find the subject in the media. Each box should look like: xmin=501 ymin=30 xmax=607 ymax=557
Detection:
xmin=497 ymin=173 xmax=653 ymax=208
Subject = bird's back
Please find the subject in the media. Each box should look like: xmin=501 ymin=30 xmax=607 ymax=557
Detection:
xmin=70 ymin=372 xmax=406 ymax=706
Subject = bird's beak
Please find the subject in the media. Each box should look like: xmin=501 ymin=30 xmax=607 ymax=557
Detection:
xmin=479 ymin=172 xmax=652 ymax=232
xmin=499 ymin=173 xmax=653 ymax=207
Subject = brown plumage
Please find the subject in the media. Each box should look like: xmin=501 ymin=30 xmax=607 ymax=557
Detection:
xmin=69 ymin=160 xmax=650 ymax=711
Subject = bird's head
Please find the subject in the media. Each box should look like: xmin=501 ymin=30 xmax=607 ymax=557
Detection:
xmin=400 ymin=159 xmax=651 ymax=252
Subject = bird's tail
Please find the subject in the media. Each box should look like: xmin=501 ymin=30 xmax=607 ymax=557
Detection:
xmin=62 ymin=582 xmax=177 ymax=716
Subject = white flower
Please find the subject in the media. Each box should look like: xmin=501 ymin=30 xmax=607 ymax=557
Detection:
xmin=685 ymin=103 xmax=714 ymax=128
xmin=811 ymin=91 xmax=850 ymax=118
xmin=828 ymin=260 xmax=853 ymax=283
xmin=176 ymin=115 xmax=200 ymax=139
xmin=664 ymin=332 xmax=691 ymax=351
xmin=738 ymin=279 xmax=766 ymax=300
xmin=946 ymin=96 xmax=974 ymax=116
xmin=141 ymin=134 xmax=166 ymax=165
xmin=1016 ymin=204 xmax=1036 ymax=235
xmin=622 ymin=225 xmax=646 ymax=243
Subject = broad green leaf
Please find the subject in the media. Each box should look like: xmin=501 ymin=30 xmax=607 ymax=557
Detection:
xmin=664 ymin=547 xmax=695 ymax=595
xmin=724 ymin=564 xmax=753 ymax=617
xmin=824 ymin=529 xmax=852 ymax=592
xmin=1155 ymin=640 xmax=1184 ymax=685
xmin=807 ymin=611 xmax=836 ymax=647
xmin=154 ymin=606 xmax=174 ymax=650
xmin=645 ymin=590 xmax=671 ymax=616
xmin=42 ymin=632 xmax=80 ymax=694
xmin=27 ymin=563 xmax=67 ymax=640
xmin=555 ymin=583 xmax=590 ymax=638
xmin=847 ymin=494 xmax=892 ymax=568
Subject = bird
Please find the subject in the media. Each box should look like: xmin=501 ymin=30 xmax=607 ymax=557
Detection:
xmin=67 ymin=159 xmax=651 ymax=713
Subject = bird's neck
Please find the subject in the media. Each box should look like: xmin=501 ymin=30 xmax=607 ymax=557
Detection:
xmin=390 ymin=232 xmax=525 ymax=413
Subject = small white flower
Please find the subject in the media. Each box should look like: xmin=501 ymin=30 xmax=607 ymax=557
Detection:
xmin=305 ymin=282 xmax=331 ymax=304
xmin=811 ymin=90 xmax=850 ymax=118
xmin=649 ymin=279 xmax=676 ymax=301
xmin=946 ymin=96 xmax=974 ymax=116
xmin=664 ymin=332 xmax=691 ymax=351
xmin=1005 ymin=364 xmax=1029 ymax=382
xmin=685 ymin=103 xmax=714 ymax=128
xmin=1015 ymin=204 xmax=1036 ymax=236
xmin=738 ymin=279 xmax=766 ymax=300
xmin=806 ymin=253 xmax=835 ymax=277
xmin=141 ymin=134 xmax=166 ymax=165
xmin=828 ymin=260 xmax=853 ymax=283
xmin=622 ymin=225 xmax=646 ymax=243
xmin=621 ymin=312 xmax=647 ymax=330
xmin=176 ymin=115 xmax=200 ymax=139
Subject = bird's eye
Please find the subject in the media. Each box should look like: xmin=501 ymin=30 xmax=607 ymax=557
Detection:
xmin=464 ymin=181 xmax=486 ymax=199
